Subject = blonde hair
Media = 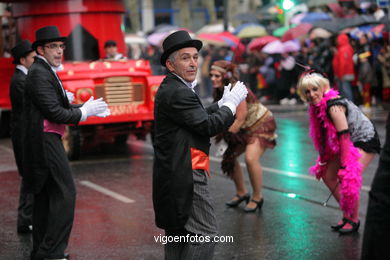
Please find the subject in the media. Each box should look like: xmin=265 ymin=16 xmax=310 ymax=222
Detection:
xmin=297 ymin=72 xmax=330 ymax=102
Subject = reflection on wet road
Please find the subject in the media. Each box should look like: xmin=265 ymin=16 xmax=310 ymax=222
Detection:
xmin=0 ymin=110 xmax=387 ymax=259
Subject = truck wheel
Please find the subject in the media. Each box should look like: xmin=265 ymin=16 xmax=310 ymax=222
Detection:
xmin=114 ymin=134 xmax=128 ymax=145
xmin=63 ymin=126 xmax=81 ymax=160
xmin=150 ymin=128 xmax=155 ymax=145
xmin=0 ymin=110 xmax=11 ymax=138
xmin=150 ymin=122 xmax=155 ymax=145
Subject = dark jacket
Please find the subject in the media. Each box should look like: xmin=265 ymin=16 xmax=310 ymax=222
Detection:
xmin=152 ymin=72 xmax=234 ymax=230
xmin=22 ymin=57 xmax=82 ymax=193
xmin=10 ymin=68 xmax=27 ymax=175
xmin=10 ymin=68 xmax=26 ymax=134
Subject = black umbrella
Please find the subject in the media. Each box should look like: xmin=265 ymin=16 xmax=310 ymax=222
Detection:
xmin=311 ymin=19 xmax=341 ymax=33
xmin=380 ymin=16 xmax=390 ymax=31
xmin=338 ymin=15 xmax=380 ymax=30
xmin=312 ymin=15 xmax=381 ymax=33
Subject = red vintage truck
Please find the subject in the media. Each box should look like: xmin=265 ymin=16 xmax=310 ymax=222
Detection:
xmin=0 ymin=0 xmax=163 ymax=159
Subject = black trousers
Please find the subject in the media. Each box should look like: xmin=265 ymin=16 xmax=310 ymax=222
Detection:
xmin=11 ymin=134 xmax=34 ymax=229
xmin=31 ymin=133 xmax=76 ymax=260
xmin=361 ymin=160 xmax=390 ymax=260
xmin=17 ymin=180 xmax=34 ymax=229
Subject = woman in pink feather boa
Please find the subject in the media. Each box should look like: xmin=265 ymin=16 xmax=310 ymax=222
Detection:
xmin=297 ymin=71 xmax=380 ymax=234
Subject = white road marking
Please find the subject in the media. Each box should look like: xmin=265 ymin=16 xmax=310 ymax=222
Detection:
xmin=0 ymin=144 xmax=18 ymax=173
xmin=209 ymin=156 xmax=371 ymax=192
xmin=0 ymin=166 xmax=17 ymax=173
xmin=70 ymin=155 xmax=154 ymax=166
xmin=0 ymin=145 xmax=14 ymax=154
xmin=128 ymin=140 xmax=372 ymax=192
xmin=79 ymin=180 xmax=135 ymax=203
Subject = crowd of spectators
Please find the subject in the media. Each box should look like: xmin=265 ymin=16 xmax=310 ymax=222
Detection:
xmin=132 ymin=3 xmax=390 ymax=112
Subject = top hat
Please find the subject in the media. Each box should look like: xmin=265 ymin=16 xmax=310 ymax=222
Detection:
xmin=32 ymin=25 xmax=67 ymax=50
xmin=104 ymin=40 xmax=117 ymax=48
xmin=160 ymin=30 xmax=202 ymax=67
xmin=11 ymin=40 xmax=34 ymax=64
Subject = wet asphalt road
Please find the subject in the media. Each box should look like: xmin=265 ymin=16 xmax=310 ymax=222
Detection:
xmin=0 ymin=105 xmax=388 ymax=260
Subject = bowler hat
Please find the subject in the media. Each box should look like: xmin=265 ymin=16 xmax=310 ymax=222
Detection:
xmin=32 ymin=25 xmax=67 ymax=50
xmin=160 ymin=30 xmax=202 ymax=67
xmin=11 ymin=40 xmax=34 ymax=64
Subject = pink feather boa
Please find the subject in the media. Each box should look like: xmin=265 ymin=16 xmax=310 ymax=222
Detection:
xmin=308 ymin=89 xmax=362 ymax=216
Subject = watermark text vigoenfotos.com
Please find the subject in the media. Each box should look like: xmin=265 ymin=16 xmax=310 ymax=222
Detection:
xmin=154 ymin=234 xmax=234 ymax=245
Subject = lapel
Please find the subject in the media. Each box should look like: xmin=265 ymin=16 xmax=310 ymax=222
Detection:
xmin=15 ymin=69 xmax=27 ymax=81
xmin=36 ymin=58 xmax=69 ymax=108
xmin=168 ymin=73 xmax=204 ymax=109
xmin=193 ymin=91 xmax=204 ymax=109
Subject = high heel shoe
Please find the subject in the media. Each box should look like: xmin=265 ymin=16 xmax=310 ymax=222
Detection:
xmin=338 ymin=218 xmax=360 ymax=234
xmin=331 ymin=217 xmax=347 ymax=231
xmin=225 ymin=193 xmax=250 ymax=207
xmin=244 ymin=198 xmax=264 ymax=213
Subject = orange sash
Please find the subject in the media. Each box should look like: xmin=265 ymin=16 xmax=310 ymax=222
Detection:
xmin=190 ymin=147 xmax=210 ymax=176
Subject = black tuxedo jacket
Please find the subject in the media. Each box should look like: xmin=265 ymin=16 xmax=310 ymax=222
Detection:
xmin=10 ymin=68 xmax=26 ymax=135
xmin=22 ymin=57 xmax=82 ymax=193
xmin=152 ymin=72 xmax=234 ymax=230
xmin=9 ymin=68 xmax=27 ymax=176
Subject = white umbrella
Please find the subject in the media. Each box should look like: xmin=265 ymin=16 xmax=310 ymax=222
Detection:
xmin=309 ymin=27 xmax=333 ymax=39
xmin=283 ymin=40 xmax=300 ymax=53
xmin=262 ymin=40 xmax=284 ymax=54
xmin=125 ymin=34 xmax=147 ymax=45
xmin=147 ymin=32 xmax=170 ymax=47
xmin=196 ymin=23 xmax=235 ymax=34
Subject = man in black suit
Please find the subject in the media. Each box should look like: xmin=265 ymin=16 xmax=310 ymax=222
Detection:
xmin=153 ymin=30 xmax=248 ymax=259
xmin=10 ymin=40 xmax=36 ymax=234
xmin=23 ymin=26 xmax=110 ymax=260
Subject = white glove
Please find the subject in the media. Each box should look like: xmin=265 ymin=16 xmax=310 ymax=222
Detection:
xmin=223 ymin=81 xmax=248 ymax=108
xmin=82 ymin=97 xmax=108 ymax=117
xmin=217 ymin=83 xmax=231 ymax=107
xmin=96 ymin=107 xmax=111 ymax=118
xmin=65 ymin=90 xmax=74 ymax=103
